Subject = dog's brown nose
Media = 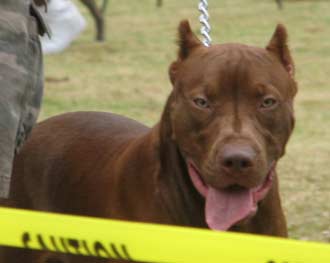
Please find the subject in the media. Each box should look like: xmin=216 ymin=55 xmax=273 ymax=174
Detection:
xmin=220 ymin=145 xmax=256 ymax=173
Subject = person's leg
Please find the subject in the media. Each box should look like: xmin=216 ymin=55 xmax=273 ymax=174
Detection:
xmin=0 ymin=0 xmax=44 ymax=198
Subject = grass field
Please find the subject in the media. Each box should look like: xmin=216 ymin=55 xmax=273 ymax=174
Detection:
xmin=41 ymin=0 xmax=330 ymax=242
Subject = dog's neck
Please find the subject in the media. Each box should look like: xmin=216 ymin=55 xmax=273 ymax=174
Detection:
xmin=150 ymin=95 xmax=206 ymax=228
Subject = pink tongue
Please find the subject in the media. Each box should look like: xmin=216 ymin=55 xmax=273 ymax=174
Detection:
xmin=205 ymin=187 xmax=256 ymax=231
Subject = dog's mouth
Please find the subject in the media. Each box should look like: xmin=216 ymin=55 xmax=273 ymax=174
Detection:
xmin=187 ymin=160 xmax=275 ymax=231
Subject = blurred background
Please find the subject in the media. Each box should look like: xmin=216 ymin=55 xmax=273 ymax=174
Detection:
xmin=40 ymin=0 xmax=330 ymax=242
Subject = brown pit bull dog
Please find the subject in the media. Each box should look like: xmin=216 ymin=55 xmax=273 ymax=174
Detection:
xmin=0 ymin=20 xmax=297 ymax=263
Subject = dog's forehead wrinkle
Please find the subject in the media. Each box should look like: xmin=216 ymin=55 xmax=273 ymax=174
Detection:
xmin=204 ymin=48 xmax=268 ymax=83
xmin=179 ymin=43 xmax=292 ymax=107
xmin=254 ymin=83 xmax=283 ymax=98
xmin=185 ymin=44 xmax=257 ymax=71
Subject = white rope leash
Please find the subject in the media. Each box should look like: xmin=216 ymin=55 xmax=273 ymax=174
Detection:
xmin=198 ymin=0 xmax=211 ymax=47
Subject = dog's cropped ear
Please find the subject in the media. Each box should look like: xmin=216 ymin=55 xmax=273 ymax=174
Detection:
xmin=177 ymin=20 xmax=202 ymax=60
xmin=169 ymin=20 xmax=202 ymax=85
xmin=266 ymin=24 xmax=295 ymax=77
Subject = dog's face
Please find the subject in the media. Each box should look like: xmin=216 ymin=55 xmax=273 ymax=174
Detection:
xmin=168 ymin=21 xmax=297 ymax=231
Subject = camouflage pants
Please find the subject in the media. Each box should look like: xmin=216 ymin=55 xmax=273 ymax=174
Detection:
xmin=0 ymin=0 xmax=44 ymax=198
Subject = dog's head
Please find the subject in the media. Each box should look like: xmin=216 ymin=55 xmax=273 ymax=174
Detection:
xmin=166 ymin=20 xmax=297 ymax=230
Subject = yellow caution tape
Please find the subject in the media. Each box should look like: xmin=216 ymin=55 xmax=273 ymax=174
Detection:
xmin=0 ymin=207 xmax=329 ymax=262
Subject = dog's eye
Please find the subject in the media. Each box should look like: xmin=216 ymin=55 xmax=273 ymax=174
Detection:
xmin=193 ymin=97 xmax=210 ymax=109
xmin=261 ymin=97 xmax=277 ymax=109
